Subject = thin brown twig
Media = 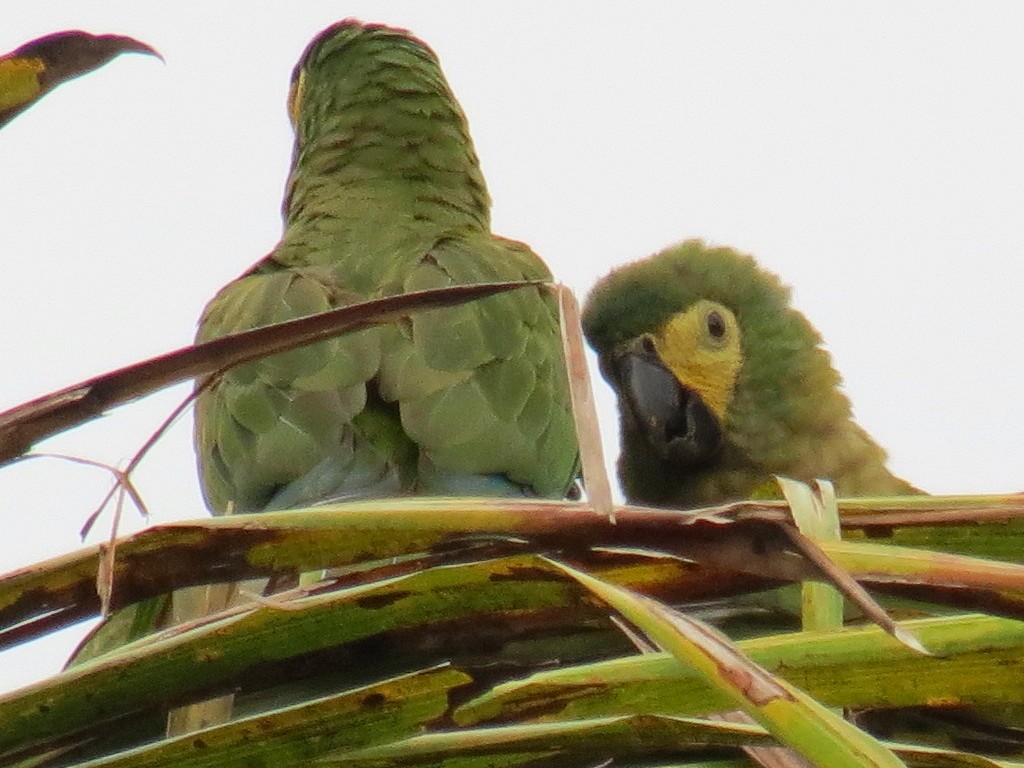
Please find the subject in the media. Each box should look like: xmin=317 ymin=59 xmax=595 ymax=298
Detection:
xmin=86 ymin=373 xmax=227 ymax=614
xmin=78 ymin=371 xmax=218 ymax=540
xmin=24 ymin=454 xmax=149 ymax=537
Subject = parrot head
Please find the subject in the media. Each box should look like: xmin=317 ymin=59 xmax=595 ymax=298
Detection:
xmin=582 ymin=240 xmax=863 ymax=505
xmin=599 ymin=296 xmax=742 ymax=471
xmin=280 ymin=19 xmax=488 ymax=230
xmin=286 ymin=20 xmax=461 ymax=137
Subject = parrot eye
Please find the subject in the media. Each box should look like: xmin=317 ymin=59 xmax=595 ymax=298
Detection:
xmin=640 ymin=335 xmax=657 ymax=355
xmin=706 ymin=310 xmax=726 ymax=339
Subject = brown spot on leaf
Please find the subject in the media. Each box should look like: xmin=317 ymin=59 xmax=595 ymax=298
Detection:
xmin=355 ymin=590 xmax=413 ymax=609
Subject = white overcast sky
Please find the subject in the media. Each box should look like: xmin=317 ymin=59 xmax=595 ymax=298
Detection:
xmin=1 ymin=2 xmax=1022 ymax=693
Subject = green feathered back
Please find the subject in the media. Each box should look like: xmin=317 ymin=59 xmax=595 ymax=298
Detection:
xmin=583 ymin=239 xmax=917 ymax=507
xmin=194 ymin=21 xmax=577 ymax=513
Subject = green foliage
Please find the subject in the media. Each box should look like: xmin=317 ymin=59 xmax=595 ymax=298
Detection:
xmin=5 ymin=491 xmax=1024 ymax=766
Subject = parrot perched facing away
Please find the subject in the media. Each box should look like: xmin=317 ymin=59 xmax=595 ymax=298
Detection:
xmin=68 ymin=20 xmax=577 ymax=735
xmin=0 ymin=30 xmax=159 ymax=128
xmin=582 ymin=239 xmax=917 ymax=508
xmin=194 ymin=19 xmax=578 ymax=514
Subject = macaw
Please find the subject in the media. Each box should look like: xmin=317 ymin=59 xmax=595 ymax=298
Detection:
xmin=584 ymin=241 xmax=1024 ymax=750
xmin=582 ymin=239 xmax=916 ymax=508
xmin=193 ymin=19 xmax=578 ymax=513
xmin=69 ymin=21 xmax=579 ymax=734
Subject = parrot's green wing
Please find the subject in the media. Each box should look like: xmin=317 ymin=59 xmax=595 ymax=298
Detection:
xmin=194 ymin=233 xmax=577 ymax=511
xmin=194 ymin=263 xmax=385 ymax=512
xmin=582 ymin=239 xmax=917 ymax=508
xmin=0 ymin=30 xmax=158 ymax=129
xmin=381 ymin=234 xmax=578 ymax=499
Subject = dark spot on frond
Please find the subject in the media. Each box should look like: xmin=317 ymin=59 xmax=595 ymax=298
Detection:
xmin=355 ymin=591 xmax=413 ymax=609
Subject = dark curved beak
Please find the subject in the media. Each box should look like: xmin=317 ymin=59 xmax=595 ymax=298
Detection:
xmin=0 ymin=31 xmax=163 ymax=130
xmin=98 ymin=34 xmax=164 ymax=63
xmin=610 ymin=337 xmax=723 ymax=467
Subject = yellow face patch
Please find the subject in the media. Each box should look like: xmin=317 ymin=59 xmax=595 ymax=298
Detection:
xmin=287 ymin=66 xmax=306 ymax=129
xmin=650 ymin=299 xmax=742 ymax=421
xmin=0 ymin=57 xmax=47 ymax=111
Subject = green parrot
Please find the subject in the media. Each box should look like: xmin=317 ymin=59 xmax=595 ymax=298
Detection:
xmin=585 ymin=239 xmax=1024 ymax=753
xmin=0 ymin=30 xmax=159 ymax=128
xmin=193 ymin=19 xmax=578 ymax=514
xmin=68 ymin=20 xmax=578 ymax=735
xmin=582 ymin=239 xmax=917 ymax=508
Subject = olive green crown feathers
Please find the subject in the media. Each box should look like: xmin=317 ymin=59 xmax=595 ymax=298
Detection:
xmin=583 ymin=240 xmax=806 ymax=351
xmin=283 ymin=19 xmax=489 ymax=226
